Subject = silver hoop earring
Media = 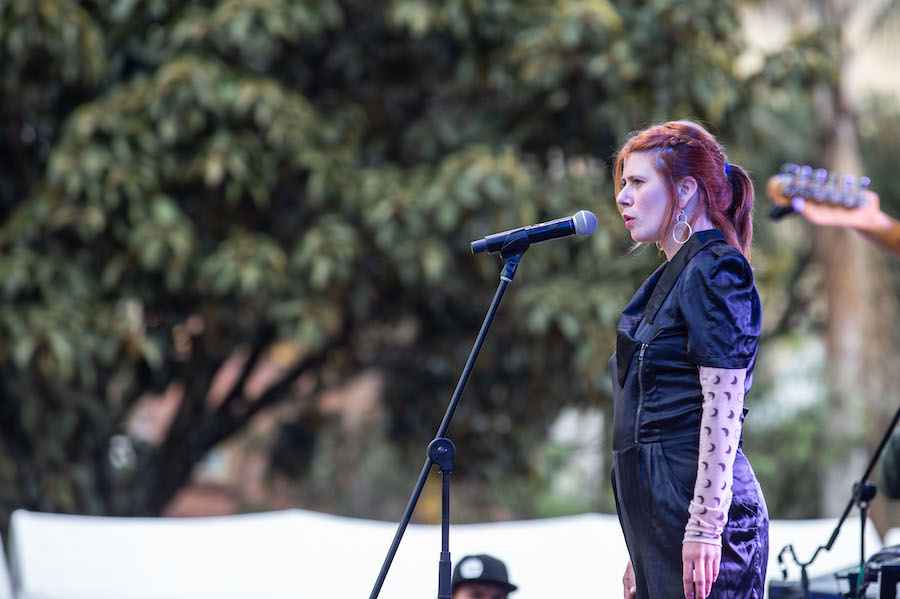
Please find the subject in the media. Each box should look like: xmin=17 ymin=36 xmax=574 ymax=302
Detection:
xmin=672 ymin=209 xmax=692 ymax=245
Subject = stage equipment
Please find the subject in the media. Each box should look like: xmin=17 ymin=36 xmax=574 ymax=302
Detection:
xmin=775 ymin=405 xmax=900 ymax=599
xmin=768 ymin=553 xmax=900 ymax=599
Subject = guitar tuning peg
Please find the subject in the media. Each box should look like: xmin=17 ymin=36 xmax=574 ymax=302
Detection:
xmin=842 ymin=174 xmax=857 ymax=207
xmin=842 ymin=174 xmax=856 ymax=189
xmin=855 ymin=176 xmax=871 ymax=207
xmin=811 ymin=168 xmax=829 ymax=202
xmin=778 ymin=163 xmax=801 ymax=196
xmin=826 ymin=172 xmax=841 ymax=205
xmin=796 ymin=166 xmax=813 ymax=198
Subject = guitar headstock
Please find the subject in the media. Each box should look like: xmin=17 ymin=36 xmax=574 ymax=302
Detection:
xmin=767 ymin=163 xmax=871 ymax=220
xmin=766 ymin=163 xmax=891 ymax=233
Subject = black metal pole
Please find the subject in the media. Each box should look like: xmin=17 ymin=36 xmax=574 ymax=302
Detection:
xmin=429 ymin=438 xmax=456 ymax=599
xmin=367 ymin=234 xmax=529 ymax=599
xmin=782 ymin=402 xmax=900 ymax=598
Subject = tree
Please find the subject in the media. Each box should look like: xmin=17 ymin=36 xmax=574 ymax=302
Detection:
xmin=0 ymin=0 xmax=833 ymax=529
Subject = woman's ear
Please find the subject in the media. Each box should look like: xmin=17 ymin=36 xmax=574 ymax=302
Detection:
xmin=677 ymin=176 xmax=698 ymax=209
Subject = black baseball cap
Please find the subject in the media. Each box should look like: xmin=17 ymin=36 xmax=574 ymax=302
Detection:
xmin=451 ymin=554 xmax=518 ymax=594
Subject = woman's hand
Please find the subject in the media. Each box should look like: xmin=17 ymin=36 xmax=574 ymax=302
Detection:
xmin=623 ymin=560 xmax=636 ymax=599
xmin=682 ymin=541 xmax=721 ymax=599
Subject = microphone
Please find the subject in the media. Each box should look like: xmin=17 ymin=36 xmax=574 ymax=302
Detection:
xmin=470 ymin=210 xmax=598 ymax=254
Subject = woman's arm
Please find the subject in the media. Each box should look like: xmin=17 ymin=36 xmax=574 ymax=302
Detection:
xmin=684 ymin=366 xmax=746 ymax=542
xmin=682 ymin=366 xmax=746 ymax=599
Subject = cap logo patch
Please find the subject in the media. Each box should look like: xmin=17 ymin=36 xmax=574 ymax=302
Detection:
xmin=459 ymin=557 xmax=484 ymax=579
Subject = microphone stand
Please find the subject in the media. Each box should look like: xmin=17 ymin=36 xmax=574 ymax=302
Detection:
xmin=368 ymin=231 xmax=531 ymax=599
xmin=777 ymin=403 xmax=900 ymax=599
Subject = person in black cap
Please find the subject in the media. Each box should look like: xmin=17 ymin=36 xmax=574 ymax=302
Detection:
xmin=451 ymin=554 xmax=518 ymax=599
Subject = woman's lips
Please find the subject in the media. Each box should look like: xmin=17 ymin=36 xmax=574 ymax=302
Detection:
xmin=623 ymin=215 xmax=634 ymax=228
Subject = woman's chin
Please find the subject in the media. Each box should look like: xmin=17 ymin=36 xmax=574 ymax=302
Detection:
xmin=630 ymin=231 xmax=651 ymax=244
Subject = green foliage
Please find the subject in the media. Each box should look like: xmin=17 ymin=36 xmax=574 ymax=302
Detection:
xmin=860 ymin=95 xmax=900 ymax=220
xmin=859 ymin=95 xmax=900 ymax=341
xmin=0 ymin=0 xmax=855 ymax=527
xmin=743 ymin=406 xmax=827 ymax=519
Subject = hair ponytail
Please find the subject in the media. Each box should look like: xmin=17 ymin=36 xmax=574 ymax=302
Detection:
xmin=722 ymin=164 xmax=753 ymax=259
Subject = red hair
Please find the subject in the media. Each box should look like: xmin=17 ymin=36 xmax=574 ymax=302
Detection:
xmin=614 ymin=120 xmax=754 ymax=259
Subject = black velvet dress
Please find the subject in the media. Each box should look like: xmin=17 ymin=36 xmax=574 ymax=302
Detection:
xmin=610 ymin=230 xmax=769 ymax=599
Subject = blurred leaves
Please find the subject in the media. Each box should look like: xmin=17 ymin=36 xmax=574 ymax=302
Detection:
xmin=0 ymin=0 xmax=868 ymax=525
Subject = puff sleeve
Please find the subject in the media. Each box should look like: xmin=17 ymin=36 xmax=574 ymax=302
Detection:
xmin=676 ymin=250 xmax=761 ymax=369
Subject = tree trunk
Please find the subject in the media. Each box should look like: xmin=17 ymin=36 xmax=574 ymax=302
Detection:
xmin=818 ymin=68 xmax=900 ymax=539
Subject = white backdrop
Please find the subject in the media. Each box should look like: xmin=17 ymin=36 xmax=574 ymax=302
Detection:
xmin=0 ymin=535 xmax=12 ymax=599
xmin=4 ymin=508 xmax=888 ymax=599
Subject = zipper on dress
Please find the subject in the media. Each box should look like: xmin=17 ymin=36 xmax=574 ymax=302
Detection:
xmin=633 ymin=343 xmax=647 ymax=444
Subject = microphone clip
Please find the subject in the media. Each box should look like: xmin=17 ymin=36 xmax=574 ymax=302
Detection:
xmin=499 ymin=230 xmax=529 ymax=282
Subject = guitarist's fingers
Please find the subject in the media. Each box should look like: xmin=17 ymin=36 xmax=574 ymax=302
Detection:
xmin=862 ymin=189 xmax=881 ymax=209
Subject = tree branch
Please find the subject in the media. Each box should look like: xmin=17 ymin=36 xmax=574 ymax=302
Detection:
xmin=763 ymin=245 xmax=815 ymax=343
xmin=198 ymin=318 xmax=355 ymax=451
xmin=219 ymin=321 xmax=277 ymax=414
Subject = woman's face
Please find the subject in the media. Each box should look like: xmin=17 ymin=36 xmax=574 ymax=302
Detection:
xmin=616 ymin=151 xmax=671 ymax=245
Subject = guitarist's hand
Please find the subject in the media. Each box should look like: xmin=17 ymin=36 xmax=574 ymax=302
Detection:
xmin=791 ymin=190 xmax=889 ymax=231
xmin=791 ymin=190 xmax=900 ymax=257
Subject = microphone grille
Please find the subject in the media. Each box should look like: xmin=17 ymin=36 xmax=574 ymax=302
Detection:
xmin=572 ymin=210 xmax=598 ymax=236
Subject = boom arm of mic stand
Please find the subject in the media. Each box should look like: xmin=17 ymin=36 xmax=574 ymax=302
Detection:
xmin=367 ymin=232 xmax=530 ymax=599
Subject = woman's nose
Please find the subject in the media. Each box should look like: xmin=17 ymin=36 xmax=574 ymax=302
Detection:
xmin=616 ymin=188 xmax=631 ymax=208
